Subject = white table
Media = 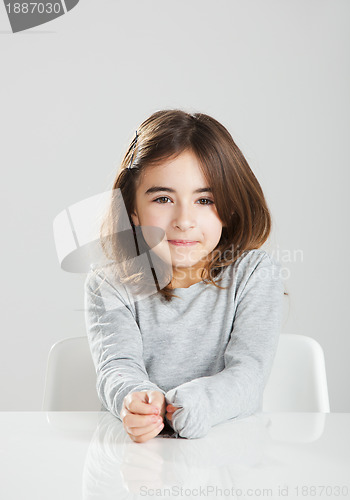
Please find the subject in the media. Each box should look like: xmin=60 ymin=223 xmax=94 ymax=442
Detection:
xmin=1 ymin=412 xmax=349 ymax=499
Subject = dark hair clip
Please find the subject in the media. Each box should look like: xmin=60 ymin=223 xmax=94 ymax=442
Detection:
xmin=127 ymin=130 xmax=138 ymax=170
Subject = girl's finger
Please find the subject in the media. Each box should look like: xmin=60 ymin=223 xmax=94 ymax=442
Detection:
xmin=167 ymin=404 xmax=180 ymax=412
xmin=125 ymin=396 xmax=159 ymax=416
xmin=125 ymin=412 xmax=162 ymax=429
xmin=128 ymin=421 xmax=165 ymax=443
xmin=127 ymin=419 xmax=164 ymax=437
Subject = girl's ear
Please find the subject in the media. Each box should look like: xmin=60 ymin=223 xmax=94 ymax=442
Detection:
xmin=131 ymin=211 xmax=140 ymax=227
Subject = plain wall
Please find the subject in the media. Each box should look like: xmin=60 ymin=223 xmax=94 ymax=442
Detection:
xmin=0 ymin=0 xmax=349 ymax=411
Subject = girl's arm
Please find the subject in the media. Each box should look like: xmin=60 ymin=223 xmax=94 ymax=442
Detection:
xmin=84 ymin=267 xmax=165 ymax=421
xmin=165 ymin=255 xmax=284 ymax=439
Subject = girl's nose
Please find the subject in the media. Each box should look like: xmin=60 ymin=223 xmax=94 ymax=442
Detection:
xmin=173 ymin=207 xmax=196 ymax=231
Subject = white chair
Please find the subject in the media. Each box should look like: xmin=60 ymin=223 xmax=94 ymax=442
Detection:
xmin=42 ymin=334 xmax=330 ymax=412
xmin=263 ymin=333 xmax=330 ymax=412
xmin=42 ymin=336 xmax=101 ymax=411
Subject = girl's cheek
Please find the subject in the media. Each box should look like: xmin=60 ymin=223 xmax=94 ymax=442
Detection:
xmin=146 ymin=212 xmax=168 ymax=227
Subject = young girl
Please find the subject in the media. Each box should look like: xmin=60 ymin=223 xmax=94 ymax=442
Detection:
xmin=84 ymin=109 xmax=286 ymax=442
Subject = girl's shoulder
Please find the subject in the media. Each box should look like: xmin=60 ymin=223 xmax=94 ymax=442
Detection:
xmin=85 ymin=262 xmax=117 ymax=291
xmin=85 ymin=262 xmax=161 ymax=311
xmin=221 ymin=248 xmax=281 ymax=287
xmin=233 ymin=248 xmax=279 ymax=270
xmin=84 ymin=262 xmax=132 ymax=307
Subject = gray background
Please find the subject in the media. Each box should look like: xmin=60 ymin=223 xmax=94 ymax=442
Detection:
xmin=0 ymin=0 xmax=349 ymax=411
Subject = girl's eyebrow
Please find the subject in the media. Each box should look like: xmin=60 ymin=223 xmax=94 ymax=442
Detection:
xmin=145 ymin=186 xmax=212 ymax=195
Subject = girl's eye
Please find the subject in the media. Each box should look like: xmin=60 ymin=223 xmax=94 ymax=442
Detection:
xmin=198 ymin=198 xmax=214 ymax=205
xmin=153 ymin=197 xmax=214 ymax=205
xmin=153 ymin=196 xmax=171 ymax=204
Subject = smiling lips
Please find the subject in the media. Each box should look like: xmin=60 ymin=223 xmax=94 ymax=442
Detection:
xmin=167 ymin=240 xmax=199 ymax=246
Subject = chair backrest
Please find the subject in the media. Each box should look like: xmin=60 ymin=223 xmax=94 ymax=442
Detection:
xmin=42 ymin=334 xmax=330 ymax=412
xmin=42 ymin=336 xmax=101 ymax=411
xmin=263 ymin=334 xmax=330 ymax=412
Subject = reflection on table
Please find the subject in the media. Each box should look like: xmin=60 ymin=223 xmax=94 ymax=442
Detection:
xmin=1 ymin=412 xmax=349 ymax=500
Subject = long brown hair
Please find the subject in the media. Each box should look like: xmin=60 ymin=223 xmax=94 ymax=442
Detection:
xmin=97 ymin=109 xmax=286 ymax=302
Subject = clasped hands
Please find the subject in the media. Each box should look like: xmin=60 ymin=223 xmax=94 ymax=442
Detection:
xmin=120 ymin=390 xmax=180 ymax=443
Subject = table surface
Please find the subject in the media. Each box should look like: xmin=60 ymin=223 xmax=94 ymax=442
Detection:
xmin=1 ymin=412 xmax=349 ymax=500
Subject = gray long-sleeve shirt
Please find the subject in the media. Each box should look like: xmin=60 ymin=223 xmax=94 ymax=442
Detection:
xmin=84 ymin=249 xmax=284 ymax=439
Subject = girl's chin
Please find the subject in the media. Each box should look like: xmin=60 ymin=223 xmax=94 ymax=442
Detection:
xmin=155 ymin=253 xmax=200 ymax=269
xmin=150 ymin=243 xmax=208 ymax=267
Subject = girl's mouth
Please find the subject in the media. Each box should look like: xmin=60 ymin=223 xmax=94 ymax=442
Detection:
xmin=167 ymin=240 xmax=199 ymax=246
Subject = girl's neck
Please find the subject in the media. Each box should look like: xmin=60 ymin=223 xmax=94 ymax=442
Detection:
xmin=169 ymin=267 xmax=207 ymax=289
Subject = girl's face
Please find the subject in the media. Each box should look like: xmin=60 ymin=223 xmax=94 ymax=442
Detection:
xmin=131 ymin=149 xmax=223 ymax=286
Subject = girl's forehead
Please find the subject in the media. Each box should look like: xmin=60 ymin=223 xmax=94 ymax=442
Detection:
xmin=138 ymin=168 xmax=208 ymax=194
xmin=140 ymin=151 xmax=205 ymax=180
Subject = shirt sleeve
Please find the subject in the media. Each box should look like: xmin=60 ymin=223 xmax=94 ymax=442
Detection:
xmin=84 ymin=266 xmax=166 ymax=421
xmin=165 ymin=254 xmax=284 ymax=439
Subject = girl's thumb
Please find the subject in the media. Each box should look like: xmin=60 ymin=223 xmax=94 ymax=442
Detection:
xmin=147 ymin=390 xmax=163 ymax=410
